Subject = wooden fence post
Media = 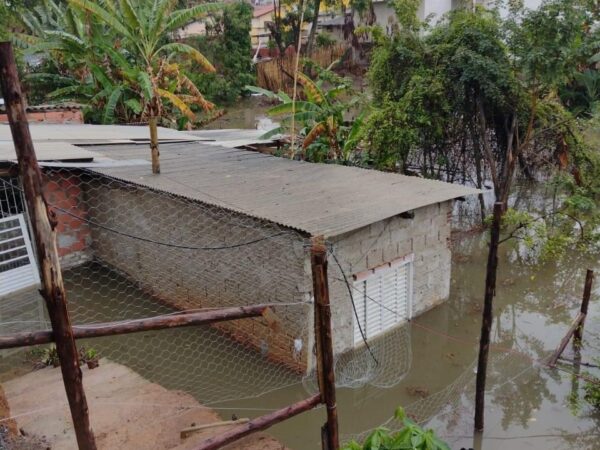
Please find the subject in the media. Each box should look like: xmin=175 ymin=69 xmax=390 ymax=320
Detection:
xmin=474 ymin=201 xmax=503 ymax=432
xmin=0 ymin=41 xmax=97 ymax=450
xmin=311 ymin=237 xmax=339 ymax=450
xmin=574 ymin=269 xmax=594 ymax=343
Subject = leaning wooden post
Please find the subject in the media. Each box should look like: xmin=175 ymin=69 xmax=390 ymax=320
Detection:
xmin=474 ymin=201 xmax=503 ymax=432
xmin=311 ymin=237 xmax=339 ymax=450
xmin=0 ymin=42 xmax=97 ymax=450
xmin=574 ymin=269 xmax=594 ymax=343
xmin=548 ymin=268 xmax=594 ymax=366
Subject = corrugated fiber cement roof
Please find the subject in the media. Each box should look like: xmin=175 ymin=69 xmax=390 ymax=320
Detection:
xmin=87 ymin=141 xmax=479 ymax=238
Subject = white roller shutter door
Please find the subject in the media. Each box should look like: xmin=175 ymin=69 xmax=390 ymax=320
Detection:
xmin=352 ymin=258 xmax=412 ymax=346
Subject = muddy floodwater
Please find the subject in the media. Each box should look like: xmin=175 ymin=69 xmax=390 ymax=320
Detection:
xmin=209 ymin=231 xmax=599 ymax=450
xmin=1 ymin=197 xmax=599 ymax=449
xmin=202 ymin=96 xmax=276 ymax=130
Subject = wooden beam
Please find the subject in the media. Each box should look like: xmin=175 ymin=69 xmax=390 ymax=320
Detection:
xmin=311 ymin=237 xmax=339 ymax=450
xmin=0 ymin=41 xmax=97 ymax=450
xmin=180 ymin=418 xmax=250 ymax=439
xmin=194 ymin=393 xmax=321 ymax=450
xmin=0 ymin=305 xmax=270 ymax=350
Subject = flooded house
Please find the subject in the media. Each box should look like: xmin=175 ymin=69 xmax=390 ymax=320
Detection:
xmin=0 ymin=123 xmax=477 ymax=373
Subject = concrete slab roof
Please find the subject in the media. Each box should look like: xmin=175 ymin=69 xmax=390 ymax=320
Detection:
xmin=83 ymin=141 xmax=479 ymax=238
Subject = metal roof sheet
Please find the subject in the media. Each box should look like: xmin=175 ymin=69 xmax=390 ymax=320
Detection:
xmin=0 ymin=141 xmax=99 ymax=162
xmin=86 ymin=141 xmax=479 ymax=238
xmin=0 ymin=123 xmax=203 ymax=144
xmin=187 ymin=128 xmax=282 ymax=148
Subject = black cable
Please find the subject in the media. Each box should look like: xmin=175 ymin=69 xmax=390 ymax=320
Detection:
xmin=0 ymin=178 xmax=289 ymax=251
xmin=55 ymin=205 xmax=288 ymax=250
xmin=327 ymin=245 xmax=379 ymax=366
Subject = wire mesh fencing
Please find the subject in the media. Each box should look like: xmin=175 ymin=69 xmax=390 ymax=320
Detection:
xmin=340 ymin=347 xmax=541 ymax=446
xmin=0 ymin=168 xmax=321 ymax=447
xmin=0 ymin=164 xmax=432 ymax=448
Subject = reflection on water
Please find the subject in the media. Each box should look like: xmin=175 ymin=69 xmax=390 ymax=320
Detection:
xmin=0 ymin=214 xmax=599 ymax=449
xmin=225 ymin=231 xmax=600 ymax=449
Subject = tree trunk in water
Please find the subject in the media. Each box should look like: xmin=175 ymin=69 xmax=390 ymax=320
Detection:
xmin=149 ymin=116 xmax=160 ymax=174
xmin=306 ymin=0 xmax=321 ymax=55
xmin=474 ymin=201 xmax=503 ymax=432
xmin=470 ymin=123 xmax=486 ymax=227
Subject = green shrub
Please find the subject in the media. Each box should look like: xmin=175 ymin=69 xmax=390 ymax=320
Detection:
xmin=316 ymin=32 xmax=336 ymax=48
xmin=583 ymin=373 xmax=600 ymax=410
xmin=342 ymin=408 xmax=450 ymax=450
xmin=187 ymin=1 xmax=255 ymax=104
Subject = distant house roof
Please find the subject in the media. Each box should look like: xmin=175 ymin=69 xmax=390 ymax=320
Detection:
xmin=253 ymin=4 xmax=274 ymax=18
xmin=0 ymin=103 xmax=83 ymax=114
xmin=188 ymin=128 xmax=282 ymax=148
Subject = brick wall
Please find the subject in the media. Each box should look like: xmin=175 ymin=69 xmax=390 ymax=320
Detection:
xmin=0 ymin=109 xmax=83 ymax=124
xmin=43 ymin=171 xmax=92 ymax=268
xmin=326 ymin=201 xmax=453 ymax=355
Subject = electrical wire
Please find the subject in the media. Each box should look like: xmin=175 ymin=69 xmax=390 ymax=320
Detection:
xmin=0 ymin=177 xmax=290 ymax=251
xmin=327 ymin=244 xmax=378 ymax=365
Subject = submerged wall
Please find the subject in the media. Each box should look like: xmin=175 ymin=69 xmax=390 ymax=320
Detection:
xmin=83 ymin=177 xmax=313 ymax=373
xmin=327 ymin=201 xmax=453 ymax=355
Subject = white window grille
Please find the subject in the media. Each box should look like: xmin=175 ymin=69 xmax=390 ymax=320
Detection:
xmin=0 ymin=176 xmax=25 ymax=218
xmin=352 ymin=255 xmax=413 ymax=346
xmin=0 ymin=214 xmax=40 ymax=297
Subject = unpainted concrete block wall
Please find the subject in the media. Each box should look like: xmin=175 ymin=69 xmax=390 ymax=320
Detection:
xmin=326 ymin=201 xmax=453 ymax=355
xmin=43 ymin=171 xmax=453 ymax=372
xmin=84 ymin=178 xmax=313 ymax=372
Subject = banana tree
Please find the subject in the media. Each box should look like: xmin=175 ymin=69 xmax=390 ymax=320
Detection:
xmin=69 ymin=0 xmax=220 ymax=173
xmin=246 ymin=71 xmax=363 ymax=161
xmin=20 ymin=0 xmax=220 ymax=174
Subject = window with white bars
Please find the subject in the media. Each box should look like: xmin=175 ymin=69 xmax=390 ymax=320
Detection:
xmin=352 ymin=258 xmax=412 ymax=345
xmin=0 ymin=176 xmax=25 ymax=219
xmin=0 ymin=214 xmax=40 ymax=297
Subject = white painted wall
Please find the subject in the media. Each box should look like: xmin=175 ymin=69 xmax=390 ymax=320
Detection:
xmin=420 ymin=0 xmax=454 ymax=21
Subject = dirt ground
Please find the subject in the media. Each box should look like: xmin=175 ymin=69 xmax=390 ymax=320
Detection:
xmin=0 ymin=360 xmax=287 ymax=450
